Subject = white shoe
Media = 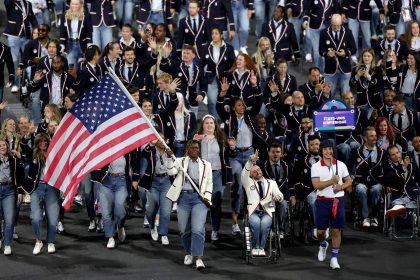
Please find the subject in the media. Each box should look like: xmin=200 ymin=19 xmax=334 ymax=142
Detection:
xmin=4 ymin=246 xmax=11 ymax=256
xmin=107 ymin=237 xmax=115 ymax=249
xmin=231 ymin=224 xmax=241 ymax=235
xmin=151 ymin=226 xmax=159 ymax=241
xmin=251 ymin=248 xmax=259 ymax=256
xmin=161 ymin=235 xmax=169 ymax=245
xmin=184 ymin=254 xmax=193 ymax=266
xmin=305 ymin=53 xmax=313 ymax=62
xmin=13 ymin=228 xmax=19 ymax=240
xmin=330 ymin=257 xmax=341 ymax=269
xmin=279 ymin=231 xmax=285 ymax=239
xmin=172 ymin=202 xmax=177 ymax=213
xmin=196 ymin=259 xmax=205 ymax=271
xmin=47 ymin=243 xmax=56 ymax=254
xmin=370 ymin=218 xmax=379 ymax=227
xmin=11 ymin=85 xmax=18 ymax=93
xmin=57 ymin=221 xmax=65 ymax=233
xmin=318 ymin=241 xmax=329 ymax=262
xmin=24 ymin=194 xmax=31 ymax=204
xmin=240 ymin=47 xmax=248 ymax=54
xmin=211 ymin=230 xmax=219 ymax=241
xmin=351 ymin=55 xmax=358 ymax=64
xmin=363 ymin=218 xmax=371 ymax=228
xmin=118 ymin=227 xmax=126 ymax=242
xmin=74 ymin=194 xmax=83 ymax=206
xmin=143 ymin=217 xmax=150 ymax=228
xmin=88 ymin=220 xmax=96 ymax=232
xmin=258 ymin=249 xmax=266 ymax=256
xmin=33 ymin=242 xmax=43 ymax=255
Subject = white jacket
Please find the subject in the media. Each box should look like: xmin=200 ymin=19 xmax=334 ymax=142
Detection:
xmin=241 ymin=160 xmax=283 ymax=217
xmin=166 ymin=156 xmax=213 ymax=202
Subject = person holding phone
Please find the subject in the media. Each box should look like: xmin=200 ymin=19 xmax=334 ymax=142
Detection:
xmin=299 ymin=67 xmax=332 ymax=111
xmin=311 ymin=140 xmax=352 ymax=270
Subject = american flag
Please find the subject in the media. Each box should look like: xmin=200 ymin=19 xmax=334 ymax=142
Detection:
xmin=44 ymin=74 xmax=157 ymax=210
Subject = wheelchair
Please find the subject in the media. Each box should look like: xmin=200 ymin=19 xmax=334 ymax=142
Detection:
xmin=383 ymin=193 xmax=420 ymax=240
xmin=241 ymin=199 xmax=281 ymax=264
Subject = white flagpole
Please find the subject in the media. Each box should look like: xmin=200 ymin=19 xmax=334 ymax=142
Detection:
xmin=107 ymin=70 xmax=211 ymax=205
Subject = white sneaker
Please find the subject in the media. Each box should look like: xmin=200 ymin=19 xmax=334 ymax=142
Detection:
xmin=24 ymin=194 xmax=31 ymax=204
xmin=11 ymin=85 xmax=18 ymax=93
xmin=258 ymin=249 xmax=266 ymax=256
xmin=351 ymin=55 xmax=358 ymax=64
xmin=4 ymin=246 xmax=11 ymax=256
xmin=330 ymin=257 xmax=341 ymax=269
xmin=184 ymin=254 xmax=193 ymax=266
xmin=251 ymin=248 xmax=259 ymax=256
xmin=240 ymin=47 xmax=248 ymax=54
xmin=47 ymin=243 xmax=56 ymax=254
xmin=305 ymin=53 xmax=313 ymax=62
xmin=279 ymin=231 xmax=285 ymax=239
xmin=143 ymin=217 xmax=150 ymax=228
xmin=118 ymin=226 xmax=126 ymax=242
xmin=211 ymin=230 xmax=219 ymax=241
xmin=57 ymin=221 xmax=65 ymax=233
xmin=151 ymin=226 xmax=159 ymax=241
xmin=318 ymin=241 xmax=329 ymax=262
xmin=231 ymin=224 xmax=241 ymax=235
xmin=363 ymin=218 xmax=371 ymax=228
xmin=161 ymin=235 xmax=169 ymax=245
xmin=196 ymin=259 xmax=205 ymax=271
xmin=74 ymin=194 xmax=83 ymax=206
xmin=33 ymin=242 xmax=43 ymax=255
xmin=13 ymin=228 xmax=19 ymax=240
xmin=172 ymin=202 xmax=177 ymax=213
xmin=88 ymin=220 xmax=96 ymax=232
xmin=370 ymin=218 xmax=379 ymax=227
xmin=107 ymin=237 xmax=115 ymax=249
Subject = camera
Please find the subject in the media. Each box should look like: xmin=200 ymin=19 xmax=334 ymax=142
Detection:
xmin=319 ymin=75 xmax=325 ymax=84
xmin=360 ymin=64 xmax=367 ymax=71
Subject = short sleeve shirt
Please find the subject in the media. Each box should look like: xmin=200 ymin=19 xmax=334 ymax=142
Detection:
xmin=311 ymin=159 xmax=350 ymax=198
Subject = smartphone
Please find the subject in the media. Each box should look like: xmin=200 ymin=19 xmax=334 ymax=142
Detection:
xmin=69 ymin=64 xmax=75 ymax=69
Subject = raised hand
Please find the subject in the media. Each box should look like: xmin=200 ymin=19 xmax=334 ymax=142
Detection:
xmin=33 ymin=70 xmax=44 ymax=82
xmin=169 ymin=78 xmax=181 ymax=93
xmin=250 ymin=150 xmax=259 ymax=162
xmin=220 ymin=77 xmax=229 ymax=97
xmin=250 ymin=70 xmax=257 ymax=87
xmin=148 ymin=36 xmax=157 ymax=51
xmin=163 ymin=41 xmax=173 ymax=57
xmin=268 ymin=80 xmax=279 ymax=93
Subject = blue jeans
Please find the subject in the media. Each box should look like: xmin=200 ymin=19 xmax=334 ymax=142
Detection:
xmin=115 ymin=0 xmax=134 ymax=25
xmin=325 ymin=71 xmax=351 ymax=99
xmin=81 ymin=173 xmax=97 ymax=220
xmin=55 ymin=0 xmax=66 ymax=15
xmin=348 ymin=19 xmax=371 ymax=57
xmin=210 ymin=170 xmax=225 ymax=231
xmin=31 ymin=89 xmax=42 ymax=125
xmin=66 ymin=41 xmax=83 ymax=70
xmin=396 ymin=16 xmax=409 ymax=38
xmin=404 ymin=94 xmax=415 ymax=111
xmin=207 ymin=79 xmax=220 ymax=121
xmin=229 ymin=147 xmax=254 ymax=213
xmin=0 ymin=184 xmax=16 ymax=246
xmin=337 ymin=139 xmax=361 ymax=165
xmin=356 ymin=183 xmax=383 ymax=219
xmin=231 ymin=0 xmax=250 ymax=51
xmin=98 ymin=175 xmax=128 ymax=238
xmin=35 ymin=9 xmax=50 ymax=25
xmin=306 ymin=190 xmax=317 ymax=223
xmin=371 ymin=6 xmax=380 ymax=36
xmin=177 ymin=191 xmax=208 ymax=256
xmin=173 ymin=142 xmax=187 ymax=157
xmin=30 ymin=183 xmax=60 ymax=243
xmin=276 ymin=200 xmax=288 ymax=232
xmin=177 ymin=3 xmax=189 ymax=26
xmin=147 ymin=11 xmax=165 ymax=25
xmin=146 ymin=175 xmax=172 ymax=235
xmin=248 ymin=210 xmax=272 ymax=249
xmin=289 ymin=17 xmax=312 ymax=54
xmin=254 ymin=0 xmax=277 ymax=38
xmin=93 ymin=24 xmax=114 ymax=51
xmin=7 ymin=36 xmax=27 ymax=84
xmin=308 ymin=27 xmax=325 ymax=71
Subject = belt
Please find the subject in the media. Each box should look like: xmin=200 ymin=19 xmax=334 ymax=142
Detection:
xmin=108 ymin=173 xmax=124 ymax=177
xmin=237 ymin=147 xmax=252 ymax=152
xmin=69 ymin=39 xmax=79 ymax=42
xmin=401 ymin=92 xmax=413 ymax=97
xmin=155 ymin=173 xmax=167 ymax=177
xmin=182 ymin=189 xmax=196 ymax=194
xmin=0 ymin=182 xmax=10 ymax=186
xmin=151 ymin=10 xmax=163 ymax=14
xmin=174 ymin=140 xmax=187 ymax=144
xmin=317 ymin=196 xmax=340 ymax=219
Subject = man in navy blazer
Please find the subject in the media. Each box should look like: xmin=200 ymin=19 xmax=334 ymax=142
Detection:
xmin=319 ymin=14 xmax=356 ymax=98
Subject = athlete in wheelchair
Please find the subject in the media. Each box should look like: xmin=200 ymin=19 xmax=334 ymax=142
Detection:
xmin=241 ymin=151 xmax=283 ymax=260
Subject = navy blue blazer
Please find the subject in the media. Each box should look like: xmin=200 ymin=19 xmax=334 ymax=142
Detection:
xmin=86 ymin=0 xmax=116 ymax=27
xmin=0 ymin=43 xmax=15 ymax=87
xmin=3 ymin=0 xmax=38 ymax=39
xmin=176 ymin=14 xmax=212 ymax=59
xmin=59 ymin=13 xmax=93 ymax=53
xmin=202 ymin=0 xmax=236 ymax=32
xmin=302 ymin=0 xmax=339 ymax=29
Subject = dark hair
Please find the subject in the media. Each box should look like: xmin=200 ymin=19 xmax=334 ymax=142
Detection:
xmin=52 ymin=54 xmax=65 ymax=63
xmin=128 ymin=85 xmax=140 ymax=95
xmin=301 ymin=114 xmax=312 ymax=120
xmin=269 ymin=142 xmax=282 ymax=150
xmin=392 ymin=95 xmax=405 ymax=103
xmin=66 ymin=92 xmax=78 ymax=103
xmin=183 ymin=45 xmax=197 ymax=56
xmin=186 ymin=139 xmax=201 ymax=150
xmin=85 ymin=45 xmax=100 ymax=62
xmin=255 ymin=113 xmax=265 ymax=121
xmin=122 ymin=46 xmax=135 ymax=56
xmin=363 ymin=126 xmax=376 ymax=137
xmin=121 ymin=23 xmax=133 ymax=31
xmin=276 ymin=58 xmax=288 ymax=67
xmin=101 ymin=41 xmax=119 ymax=58
xmin=385 ymin=25 xmax=396 ymax=32
xmin=407 ymin=51 xmax=420 ymax=69
xmin=308 ymin=67 xmax=321 ymax=75
xmin=47 ymin=38 xmax=61 ymax=54
xmin=189 ymin=0 xmax=200 ymax=7
xmin=38 ymin=23 xmax=51 ymax=32
xmin=140 ymin=98 xmax=152 ymax=107
xmin=387 ymin=144 xmax=399 ymax=154
xmin=308 ymin=135 xmax=321 ymax=143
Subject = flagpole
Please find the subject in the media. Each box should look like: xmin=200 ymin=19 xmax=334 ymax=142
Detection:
xmin=107 ymin=70 xmax=211 ymax=205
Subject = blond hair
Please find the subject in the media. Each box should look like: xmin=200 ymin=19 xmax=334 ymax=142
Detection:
xmin=65 ymin=0 xmax=85 ymax=20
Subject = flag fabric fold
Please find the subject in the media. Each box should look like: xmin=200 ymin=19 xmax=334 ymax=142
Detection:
xmin=44 ymin=74 xmax=157 ymax=210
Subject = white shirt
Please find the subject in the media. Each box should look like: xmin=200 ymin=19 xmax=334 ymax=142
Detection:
xmin=273 ymin=20 xmax=282 ymax=40
xmin=71 ymin=18 xmax=79 ymax=40
xmin=393 ymin=109 xmax=410 ymax=131
xmin=151 ymin=0 xmax=163 ymax=12
xmin=311 ymin=159 xmax=349 ymax=198
xmin=108 ymin=156 xmax=126 ymax=174
xmin=51 ymin=73 xmax=62 ymax=105
xmin=236 ymin=116 xmax=253 ymax=148
xmin=211 ymin=41 xmax=223 ymax=63
xmin=401 ymin=69 xmax=416 ymax=94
